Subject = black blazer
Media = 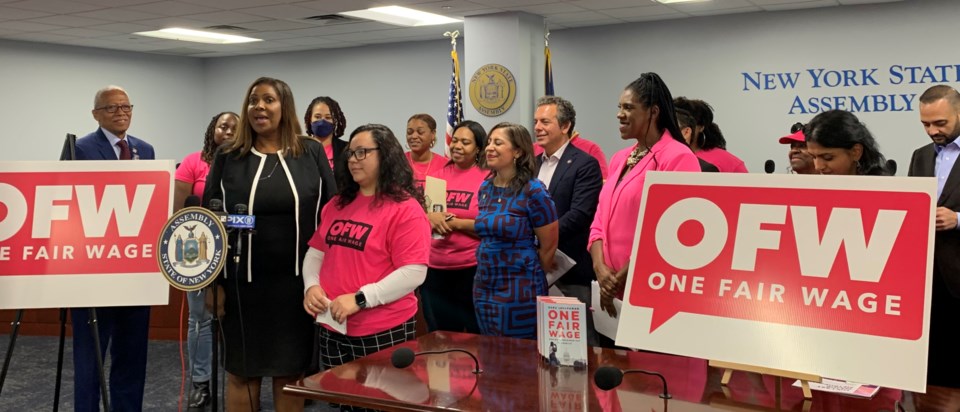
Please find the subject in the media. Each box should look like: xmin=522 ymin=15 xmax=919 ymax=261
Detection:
xmin=330 ymin=137 xmax=348 ymax=173
xmin=538 ymin=144 xmax=603 ymax=286
xmin=909 ymin=143 xmax=960 ymax=297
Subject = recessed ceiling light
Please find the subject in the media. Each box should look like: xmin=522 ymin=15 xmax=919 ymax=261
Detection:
xmin=133 ymin=28 xmax=261 ymax=44
xmin=656 ymin=0 xmax=711 ymax=3
xmin=339 ymin=6 xmax=461 ymax=27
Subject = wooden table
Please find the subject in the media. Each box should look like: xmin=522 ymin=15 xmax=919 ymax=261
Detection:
xmin=284 ymin=331 xmax=960 ymax=411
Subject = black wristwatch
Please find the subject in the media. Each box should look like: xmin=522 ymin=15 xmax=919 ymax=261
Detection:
xmin=355 ymin=290 xmax=367 ymax=309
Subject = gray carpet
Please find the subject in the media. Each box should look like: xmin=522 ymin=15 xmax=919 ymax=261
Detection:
xmin=0 ymin=334 xmax=337 ymax=411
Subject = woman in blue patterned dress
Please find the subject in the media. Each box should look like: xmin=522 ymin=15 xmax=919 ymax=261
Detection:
xmin=474 ymin=122 xmax=559 ymax=339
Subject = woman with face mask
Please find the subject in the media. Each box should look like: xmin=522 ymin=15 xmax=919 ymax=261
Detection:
xmin=303 ymin=96 xmax=348 ymax=173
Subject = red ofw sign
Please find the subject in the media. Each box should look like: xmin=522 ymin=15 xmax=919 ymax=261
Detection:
xmin=0 ymin=170 xmax=170 ymax=276
xmin=629 ymin=183 xmax=931 ymax=340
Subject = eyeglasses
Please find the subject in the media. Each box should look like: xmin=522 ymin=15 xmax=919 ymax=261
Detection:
xmin=95 ymin=104 xmax=134 ymax=113
xmin=345 ymin=147 xmax=379 ymax=161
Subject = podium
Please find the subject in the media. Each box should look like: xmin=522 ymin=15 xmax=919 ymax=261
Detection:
xmin=283 ymin=331 xmax=954 ymax=411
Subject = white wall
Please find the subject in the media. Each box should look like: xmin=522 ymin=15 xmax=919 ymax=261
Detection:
xmin=3 ymin=0 xmax=955 ymax=174
xmin=549 ymin=0 xmax=947 ymax=174
xmin=202 ymin=39 xmax=454 ymax=148
xmin=0 ymin=39 xmax=205 ymax=161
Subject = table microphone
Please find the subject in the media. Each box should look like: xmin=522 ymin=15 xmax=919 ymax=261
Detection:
xmin=764 ymin=159 xmax=776 ymax=174
xmin=390 ymin=347 xmax=483 ymax=374
xmin=886 ymin=159 xmax=897 ymax=175
xmin=594 ymin=365 xmax=671 ymax=399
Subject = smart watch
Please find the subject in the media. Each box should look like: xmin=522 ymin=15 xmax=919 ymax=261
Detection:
xmin=355 ymin=290 xmax=367 ymax=309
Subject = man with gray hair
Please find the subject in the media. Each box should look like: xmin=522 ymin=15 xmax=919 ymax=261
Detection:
xmin=909 ymin=84 xmax=960 ymax=388
xmin=534 ymin=95 xmax=603 ymax=345
xmin=72 ymin=85 xmax=155 ymax=411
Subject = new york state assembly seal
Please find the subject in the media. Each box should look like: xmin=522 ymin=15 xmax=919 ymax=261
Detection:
xmin=157 ymin=207 xmax=227 ymax=291
xmin=469 ymin=64 xmax=517 ymax=117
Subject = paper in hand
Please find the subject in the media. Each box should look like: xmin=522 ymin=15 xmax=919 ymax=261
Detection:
xmin=314 ymin=296 xmax=347 ymax=335
xmin=545 ymin=249 xmax=577 ymax=287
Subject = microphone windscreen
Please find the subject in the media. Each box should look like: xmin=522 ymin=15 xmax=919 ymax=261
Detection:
xmin=235 ymin=203 xmax=248 ymax=215
xmin=209 ymin=198 xmax=223 ymax=211
xmin=886 ymin=159 xmax=897 ymax=175
xmin=594 ymin=366 xmax=623 ymax=391
xmin=184 ymin=195 xmax=202 ymax=208
xmin=764 ymin=159 xmax=776 ymax=174
xmin=391 ymin=348 xmax=415 ymax=369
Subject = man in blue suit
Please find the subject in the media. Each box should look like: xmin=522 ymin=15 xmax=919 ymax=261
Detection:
xmin=534 ymin=96 xmax=603 ymax=346
xmin=72 ymin=85 xmax=155 ymax=411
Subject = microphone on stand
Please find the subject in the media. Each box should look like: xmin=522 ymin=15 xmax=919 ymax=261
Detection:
xmin=594 ymin=365 xmax=671 ymax=399
xmin=390 ymin=347 xmax=483 ymax=374
xmin=764 ymin=159 xmax=776 ymax=174
xmin=886 ymin=159 xmax=898 ymax=175
xmin=184 ymin=195 xmax=201 ymax=209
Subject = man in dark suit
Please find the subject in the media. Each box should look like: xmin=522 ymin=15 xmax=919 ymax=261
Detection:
xmin=72 ymin=85 xmax=155 ymax=411
xmin=909 ymin=84 xmax=960 ymax=388
xmin=534 ymin=96 xmax=603 ymax=345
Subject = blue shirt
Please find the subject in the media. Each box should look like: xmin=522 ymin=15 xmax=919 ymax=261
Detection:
xmin=934 ymin=139 xmax=960 ymax=229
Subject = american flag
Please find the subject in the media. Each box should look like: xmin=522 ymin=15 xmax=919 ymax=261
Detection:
xmin=545 ymin=41 xmax=554 ymax=96
xmin=444 ymin=47 xmax=463 ymax=157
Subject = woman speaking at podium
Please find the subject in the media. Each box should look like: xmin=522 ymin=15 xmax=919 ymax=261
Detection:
xmin=302 ymin=124 xmax=431 ymax=382
xmin=204 ymin=77 xmax=336 ymax=412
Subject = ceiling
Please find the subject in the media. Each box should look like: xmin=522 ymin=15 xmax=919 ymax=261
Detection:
xmin=0 ymin=0 xmax=903 ymax=57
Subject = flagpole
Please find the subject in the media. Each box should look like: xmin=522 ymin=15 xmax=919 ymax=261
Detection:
xmin=443 ymin=30 xmax=463 ymax=158
xmin=545 ymin=27 xmax=554 ymax=96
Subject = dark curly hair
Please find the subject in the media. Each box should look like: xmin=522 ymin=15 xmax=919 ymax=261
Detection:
xmin=805 ymin=110 xmax=889 ymax=176
xmin=303 ymin=96 xmax=346 ymax=138
xmin=201 ymin=111 xmax=238 ymax=164
xmin=335 ymin=124 xmax=422 ymax=208
xmin=487 ymin=122 xmax=537 ymax=195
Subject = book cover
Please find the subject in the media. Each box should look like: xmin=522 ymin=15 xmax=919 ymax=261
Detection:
xmin=537 ymin=296 xmax=588 ymax=367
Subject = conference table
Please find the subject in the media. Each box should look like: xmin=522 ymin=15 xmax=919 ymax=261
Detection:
xmin=284 ymin=331 xmax=960 ymax=411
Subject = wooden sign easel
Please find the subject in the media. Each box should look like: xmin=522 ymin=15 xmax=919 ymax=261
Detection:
xmin=709 ymin=360 xmax=822 ymax=399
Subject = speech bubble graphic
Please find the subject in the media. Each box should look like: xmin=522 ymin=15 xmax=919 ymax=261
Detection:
xmin=630 ymin=184 xmax=930 ymax=340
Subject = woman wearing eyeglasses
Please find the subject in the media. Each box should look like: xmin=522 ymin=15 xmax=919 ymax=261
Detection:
xmin=803 ymin=110 xmax=890 ymax=176
xmin=302 ymin=124 xmax=430 ymax=385
xmin=204 ymin=77 xmax=336 ymax=412
xmin=173 ymin=111 xmax=238 ymax=409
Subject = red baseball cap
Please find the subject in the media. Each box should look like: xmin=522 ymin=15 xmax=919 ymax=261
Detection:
xmin=779 ymin=130 xmax=805 ymax=144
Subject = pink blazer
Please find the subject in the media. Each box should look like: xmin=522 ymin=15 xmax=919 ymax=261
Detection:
xmin=589 ymin=131 xmax=700 ymax=280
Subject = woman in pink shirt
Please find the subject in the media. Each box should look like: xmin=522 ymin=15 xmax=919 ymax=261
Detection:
xmin=303 ymin=124 xmax=431 ymax=377
xmin=422 ymin=120 xmax=487 ymax=333
xmin=674 ymin=97 xmax=748 ymax=173
xmin=590 ymin=73 xmax=701 ymax=322
xmin=405 ymin=113 xmax=449 ymax=191
xmin=173 ymin=111 xmax=237 ymax=409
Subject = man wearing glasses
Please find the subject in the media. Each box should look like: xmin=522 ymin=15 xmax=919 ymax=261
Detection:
xmin=72 ymin=85 xmax=155 ymax=412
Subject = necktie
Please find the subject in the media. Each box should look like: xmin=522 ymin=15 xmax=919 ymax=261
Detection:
xmin=117 ymin=139 xmax=132 ymax=160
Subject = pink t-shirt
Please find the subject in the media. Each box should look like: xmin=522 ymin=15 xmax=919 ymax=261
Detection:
xmin=696 ymin=148 xmax=748 ymax=173
xmin=405 ymin=152 xmax=449 ymax=191
xmin=429 ymin=163 xmax=487 ymax=269
xmin=323 ymin=143 xmax=335 ymax=170
xmin=534 ymin=133 xmax=609 ymax=179
xmin=308 ymin=194 xmax=431 ymax=336
xmin=175 ymin=151 xmax=210 ymax=197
